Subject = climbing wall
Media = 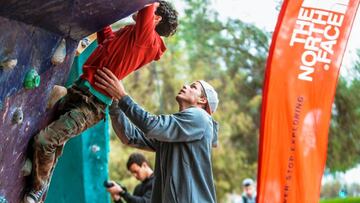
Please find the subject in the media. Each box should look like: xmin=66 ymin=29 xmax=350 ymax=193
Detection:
xmin=0 ymin=0 xmax=155 ymax=202
xmin=0 ymin=18 xmax=78 ymax=203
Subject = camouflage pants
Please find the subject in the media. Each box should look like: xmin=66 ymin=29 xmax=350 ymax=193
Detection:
xmin=32 ymin=85 xmax=106 ymax=191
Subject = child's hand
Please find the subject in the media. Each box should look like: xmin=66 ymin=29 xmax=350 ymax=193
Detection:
xmin=144 ymin=2 xmax=159 ymax=8
xmin=153 ymin=2 xmax=160 ymax=8
xmin=94 ymin=67 xmax=127 ymax=101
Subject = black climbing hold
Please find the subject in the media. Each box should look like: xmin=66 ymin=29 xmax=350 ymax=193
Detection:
xmin=12 ymin=108 xmax=24 ymax=124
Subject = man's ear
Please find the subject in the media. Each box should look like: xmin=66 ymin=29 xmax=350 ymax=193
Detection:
xmin=198 ymin=96 xmax=207 ymax=106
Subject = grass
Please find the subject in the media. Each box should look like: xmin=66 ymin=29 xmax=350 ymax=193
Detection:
xmin=320 ymin=197 xmax=360 ymax=203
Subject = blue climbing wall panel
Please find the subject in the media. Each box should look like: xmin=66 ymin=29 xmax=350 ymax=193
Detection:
xmin=0 ymin=0 xmax=155 ymax=202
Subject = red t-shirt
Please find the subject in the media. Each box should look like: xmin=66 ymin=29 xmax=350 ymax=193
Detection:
xmin=80 ymin=4 xmax=166 ymax=96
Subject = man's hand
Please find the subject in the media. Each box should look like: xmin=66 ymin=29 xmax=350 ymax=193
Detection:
xmin=106 ymin=181 xmax=124 ymax=201
xmin=94 ymin=67 xmax=127 ymax=101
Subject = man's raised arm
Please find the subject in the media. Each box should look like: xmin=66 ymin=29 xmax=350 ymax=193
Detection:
xmin=109 ymin=101 xmax=158 ymax=152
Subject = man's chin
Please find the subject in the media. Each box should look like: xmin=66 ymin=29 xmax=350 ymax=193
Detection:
xmin=175 ymin=94 xmax=183 ymax=102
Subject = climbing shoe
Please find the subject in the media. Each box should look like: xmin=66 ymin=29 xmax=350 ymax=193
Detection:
xmin=23 ymin=185 xmax=48 ymax=203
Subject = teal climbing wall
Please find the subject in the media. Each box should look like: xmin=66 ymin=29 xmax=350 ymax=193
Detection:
xmin=46 ymin=41 xmax=111 ymax=203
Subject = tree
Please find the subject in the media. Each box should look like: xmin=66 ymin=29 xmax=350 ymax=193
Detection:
xmin=328 ymin=49 xmax=360 ymax=171
xmin=321 ymin=180 xmax=342 ymax=198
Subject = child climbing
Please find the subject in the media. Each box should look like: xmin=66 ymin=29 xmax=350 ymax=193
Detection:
xmin=23 ymin=2 xmax=178 ymax=203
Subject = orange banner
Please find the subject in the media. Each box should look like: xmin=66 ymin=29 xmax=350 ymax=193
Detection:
xmin=257 ymin=0 xmax=359 ymax=202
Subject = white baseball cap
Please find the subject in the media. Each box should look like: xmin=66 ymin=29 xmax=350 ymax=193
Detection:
xmin=242 ymin=178 xmax=254 ymax=186
xmin=198 ymin=80 xmax=219 ymax=115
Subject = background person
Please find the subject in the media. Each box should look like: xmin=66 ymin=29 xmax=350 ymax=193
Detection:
xmin=107 ymin=153 xmax=154 ymax=203
xmin=241 ymin=178 xmax=256 ymax=203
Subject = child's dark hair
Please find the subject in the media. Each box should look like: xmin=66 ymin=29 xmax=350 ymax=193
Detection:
xmin=126 ymin=153 xmax=151 ymax=170
xmin=155 ymin=0 xmax=178 ymax=37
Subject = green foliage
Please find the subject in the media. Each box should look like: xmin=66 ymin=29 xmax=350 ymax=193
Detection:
xmin=320 ymin=197 xmax=360 ymax=203
xmin=328 ymin=50 xmax=360 ymax=171
xmin=321 ymin=180 xmax=342 ymax=198
xmin=180 ymin=0 xmax=269 ymax=165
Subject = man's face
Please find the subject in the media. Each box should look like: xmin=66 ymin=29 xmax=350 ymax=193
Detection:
xmin=176 ymin=82 xmax=205 ymax=107
xmin=244 ymin=185 xmax=254 ymax=197
xmin=129 ymin=163 xmax=148 ymax=182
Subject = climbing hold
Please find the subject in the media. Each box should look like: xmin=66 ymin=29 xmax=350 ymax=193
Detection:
xmin=76 ymin=33 xmax=96 ymax=55
xmin=51 ymin=39 xmax=66 ymax=65
xmin=90 ymin=145 xmax=101 ymax=160
xmin=21 ymin=158 xmax=32 ymax=177
xmin=47 ymin=85 xmax=67 ymax=109
xmin=90 ymin=145 xmax=100 ymax=153
xmin=80 ymin=37 xmax=90 ymax=48
xmin=12 ymin=108 xmax=24 ymax=124
xmin=0 ymin=101 xmax=3 ymax=111
xmin=24 ymin=69 xmax=40 ymax=89
xmin=0 ymin=196 xmax=8 ymax=203
xmin=0 ymin=58 xmax=17 ymax=70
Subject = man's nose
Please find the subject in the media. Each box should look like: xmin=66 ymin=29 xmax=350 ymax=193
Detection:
xmin=183 ymin=85 xmax=189 ymax=89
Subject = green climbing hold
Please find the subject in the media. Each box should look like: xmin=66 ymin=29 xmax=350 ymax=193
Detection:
xmin=24 ymin=69 xmax=40 ymax=89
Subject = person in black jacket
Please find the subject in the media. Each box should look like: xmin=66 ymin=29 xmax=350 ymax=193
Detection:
xmin=107 ymin=153 xmax=154 ymax=203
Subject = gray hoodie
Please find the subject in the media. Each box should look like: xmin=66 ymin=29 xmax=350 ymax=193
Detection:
xmin=109 ymin=96 xmax=219 ymax=203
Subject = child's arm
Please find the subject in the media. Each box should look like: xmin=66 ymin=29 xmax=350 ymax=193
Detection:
xmin=134 ymin=4 xmax=158 ymax=46
xmin=97 ymin=26 xmax=114 ymax=45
